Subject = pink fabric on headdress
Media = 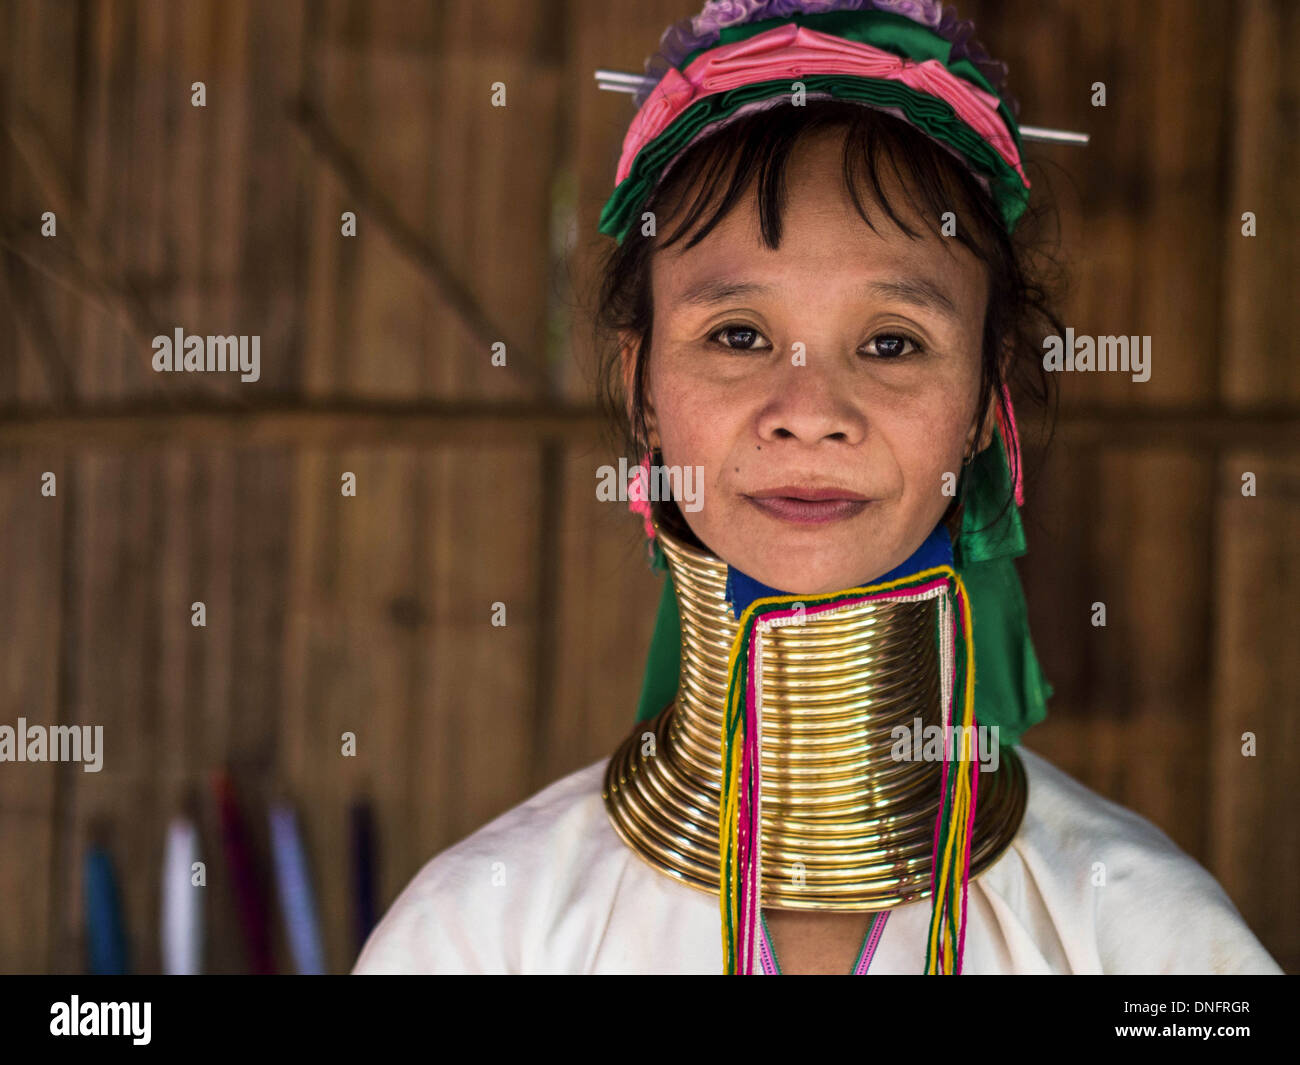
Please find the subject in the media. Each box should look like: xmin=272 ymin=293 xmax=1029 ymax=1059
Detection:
xmin=657 ymin=94 xmax=995 ymax=203
xmin=615 ymin=22 xmax=1027 ymax=188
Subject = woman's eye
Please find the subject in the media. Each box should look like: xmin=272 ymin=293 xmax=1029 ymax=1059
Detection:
xmin=709 ymin=325 xmax=772 ymax=351
xmin=864 ymin=333 xmax=919 ymax=359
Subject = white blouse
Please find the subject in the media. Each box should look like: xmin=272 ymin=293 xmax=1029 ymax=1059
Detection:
xmin=351 ymin=746 xmax=1282 ymax=975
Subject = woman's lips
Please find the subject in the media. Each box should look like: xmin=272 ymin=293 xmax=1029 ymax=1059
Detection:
xmin=744 ymin=488 xmax=871 ymax=526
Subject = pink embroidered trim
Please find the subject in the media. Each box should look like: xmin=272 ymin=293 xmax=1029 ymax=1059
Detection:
xmin=854 ymin=911 xmax=890 ymax=974
xmin=759 ymin=918 xmax=778 ymax=974
xmin=615 ymin=22 xmax=1027 ymax=189
xmin=743 ymin=578 xmax=950 ymax=976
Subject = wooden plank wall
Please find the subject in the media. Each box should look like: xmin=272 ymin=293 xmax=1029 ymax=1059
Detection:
xmin=0 ymin=0 xmax=1295 ymax=974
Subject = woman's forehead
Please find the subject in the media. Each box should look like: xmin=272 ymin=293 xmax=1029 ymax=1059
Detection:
xmin=651 ymin=127 xmax=985 ymax=292
xmin=652 ymin=183 xmax=986 ymax=314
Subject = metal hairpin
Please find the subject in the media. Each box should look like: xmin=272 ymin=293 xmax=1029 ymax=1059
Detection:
xmin=595 ymin=69 xmax=1089 ymax=145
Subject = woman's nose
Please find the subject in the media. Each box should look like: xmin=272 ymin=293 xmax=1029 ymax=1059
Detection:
xmin=754 ymin=351 xmax=868 ymax=445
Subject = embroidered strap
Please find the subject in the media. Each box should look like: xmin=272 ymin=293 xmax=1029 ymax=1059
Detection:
xmin=759 ymin=911 xmax=892 ymax=975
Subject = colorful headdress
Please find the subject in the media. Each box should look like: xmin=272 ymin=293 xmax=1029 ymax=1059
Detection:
xmin=599 ymin=0 xmax=1072 ymax=974
xmin=597 ymin=0 xmax=1087 ymax=242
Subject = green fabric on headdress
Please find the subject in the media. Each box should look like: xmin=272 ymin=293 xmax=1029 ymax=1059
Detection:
xmin=632 ymin=432 xmax=1052 ymax=747
xmin=599 ymin=73 xmax=1028 ymax=243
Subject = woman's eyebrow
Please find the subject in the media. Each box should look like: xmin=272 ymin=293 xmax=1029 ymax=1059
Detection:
xmin=676 ymin=278 xmax=769 ymax=307
xmin=864 ymin=278 xmax=959 ymax=320
xmin=675 ymin=276 xmax=959 ymax=320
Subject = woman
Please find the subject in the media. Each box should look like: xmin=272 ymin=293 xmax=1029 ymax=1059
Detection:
xmin=353 ymin=0 xmax=1282 ymax=975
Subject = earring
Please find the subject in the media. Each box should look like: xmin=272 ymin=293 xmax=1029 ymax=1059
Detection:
xmin=628 ymin=450 xmax=655 ymax=542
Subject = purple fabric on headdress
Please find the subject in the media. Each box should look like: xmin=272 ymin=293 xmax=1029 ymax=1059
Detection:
xmin=637 ymin=0 xmax=1017 ymax=117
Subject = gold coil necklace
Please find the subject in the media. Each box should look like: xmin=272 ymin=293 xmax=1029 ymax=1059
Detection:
xmin=603 ymin=521 xmax=1028 ymax=910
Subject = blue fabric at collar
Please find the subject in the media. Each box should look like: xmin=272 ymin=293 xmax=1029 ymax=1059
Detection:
xmin=724 ymin=520 xmax=954 ymax=619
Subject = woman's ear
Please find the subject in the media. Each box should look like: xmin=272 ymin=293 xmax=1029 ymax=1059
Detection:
xmin=617 ymin=329 xmax=637 ymax=404
xmin=619 ymin=329 xmax=659 ymax=450
xmin=965 ymin=386 xmax=1000 ymax=459
xmin=966 ymin=342 xmax=1014 ymax=459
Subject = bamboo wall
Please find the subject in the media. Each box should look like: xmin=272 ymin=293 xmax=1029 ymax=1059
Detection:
xmin=0 ymin=0 xmax=1295 ymax=974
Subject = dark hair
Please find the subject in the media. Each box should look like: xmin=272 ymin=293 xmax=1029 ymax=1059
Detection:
xmin=590 ymin=99 xmax=1064 ymax=543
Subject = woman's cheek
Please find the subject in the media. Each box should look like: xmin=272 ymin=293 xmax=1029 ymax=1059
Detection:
xmin=886 ymin=414 xmax=963 ymax=508
xmin=661 ymin=387 xmax=725 ymax=465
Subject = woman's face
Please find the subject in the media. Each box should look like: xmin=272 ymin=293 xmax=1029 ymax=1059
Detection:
xmin=629 ymin=127 xmax=995 ymax=594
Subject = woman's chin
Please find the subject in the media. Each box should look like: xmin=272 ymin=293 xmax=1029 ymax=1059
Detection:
xmin=682 ymin=514 xmax=908 ymax=594
xmin=721 ymin=553 xmax=882 ymax=596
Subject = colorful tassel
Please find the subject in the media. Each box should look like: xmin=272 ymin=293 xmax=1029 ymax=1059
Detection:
xmin=718 ymin=566 xmax=980 ymax=975
xmin=923 ymin=576 xmax=978 ymax=974
xmin=626 ymin=452 xmax=656 ymax=542
xmin=995 ymin=382 xmax=1024 ymax=507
